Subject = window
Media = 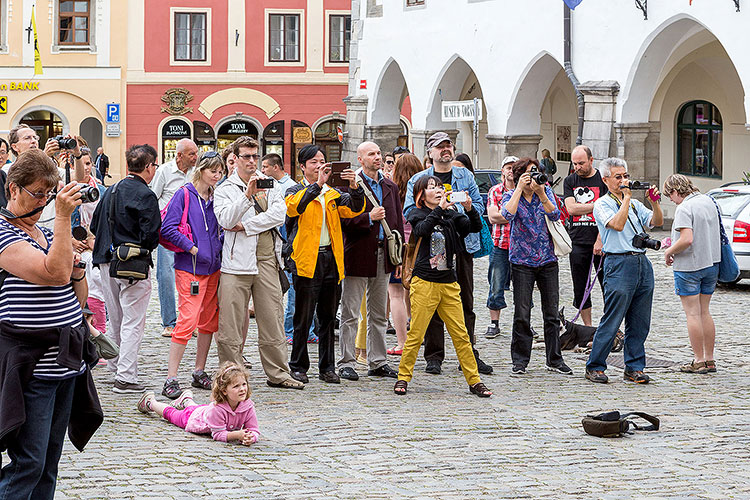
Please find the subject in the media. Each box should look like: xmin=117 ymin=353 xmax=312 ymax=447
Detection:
xmin=269 ymin=14 xmax=300 ymax=62
xmin=59 ymin=0 xmax=90 ymax=45
xmin=406 ymin=0 xmax=425 ymax=5
xmin=676 ymin=101 xmax=722 ymax=178
xmin=329 ymin=15 xmax=351 ymax=63
xmin=174 ymin=12 xmax=207 ymax=61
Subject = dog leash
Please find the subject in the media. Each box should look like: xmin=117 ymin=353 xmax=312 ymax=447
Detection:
xmin=569 ymin=254 xmax=603 ymax=324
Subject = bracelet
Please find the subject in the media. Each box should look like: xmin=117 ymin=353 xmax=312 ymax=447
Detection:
xmin=71 ymin=273 xmax=86 ymax=282
xmin=74 ymin=152 xmax=84 ymax=160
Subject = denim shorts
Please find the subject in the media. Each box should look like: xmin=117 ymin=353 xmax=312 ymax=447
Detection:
xmin=673 ymin=263 xmax=719 ymax=296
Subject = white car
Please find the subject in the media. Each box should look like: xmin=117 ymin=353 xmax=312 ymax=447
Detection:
xmin=708 ymin=183 xmax=750 ymax=282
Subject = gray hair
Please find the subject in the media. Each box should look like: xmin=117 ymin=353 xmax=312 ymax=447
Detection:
xmin=175 ymin=138 xmax=197 ymax=154
xmin=598 ymin=157 xmax=628 ymax=178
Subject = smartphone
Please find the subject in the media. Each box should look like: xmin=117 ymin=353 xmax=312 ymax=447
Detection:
xmin=448 ymin=191 xmax=467 ymax=203
xmin=328 ymin=161 xmax=351 ymax=188
xmin=256 ymin=178 xmax=274 ymax=189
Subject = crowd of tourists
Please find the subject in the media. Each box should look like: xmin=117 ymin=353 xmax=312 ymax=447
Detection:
xmin=0 ymin=123 xmax=724 ymax=499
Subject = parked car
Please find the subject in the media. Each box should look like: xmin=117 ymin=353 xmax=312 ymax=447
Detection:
xmin=708 ymin=182 xmax=750 ymax=282
xmin=474 ymin=169 xmax=502 ymax=225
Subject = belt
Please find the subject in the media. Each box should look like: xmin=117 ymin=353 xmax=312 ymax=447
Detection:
xmin=605 ymin=251 xmax=646 ymax=256
xmin=377 ymin=239 xmax=384 ymax=248
xmin=319 ymin=245 xmax=332 ymax=251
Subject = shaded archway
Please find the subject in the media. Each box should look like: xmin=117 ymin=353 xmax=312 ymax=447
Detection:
xmin=368 ymin=57 xmax=411 ymax=154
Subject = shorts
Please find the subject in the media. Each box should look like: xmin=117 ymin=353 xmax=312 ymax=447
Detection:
xmin=673 ymin=263 xmax=719 ymax=296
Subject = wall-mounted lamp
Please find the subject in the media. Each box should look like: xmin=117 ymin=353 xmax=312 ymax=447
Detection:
xmin=235 ymin=30 xmax=240 ymax=46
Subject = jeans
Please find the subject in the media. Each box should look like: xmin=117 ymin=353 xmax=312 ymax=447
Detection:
xmin=0 ymin=376 xmax=76 ymax=500
xmin=156 ymin=246 xmax=177 ymax=328
xmin=487 ymin=246 xmax=511 ymax=310
xmin=586 ymin=253 xmax=654 ymax=372
xmin=510 ymin=261 xmax=563 ymax=368
xmin=284 ymin=271 xmax=316 ymax=339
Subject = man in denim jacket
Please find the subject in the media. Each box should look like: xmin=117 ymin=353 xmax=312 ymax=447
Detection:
xmin=403 ymin=132 xmax=492 ymax=375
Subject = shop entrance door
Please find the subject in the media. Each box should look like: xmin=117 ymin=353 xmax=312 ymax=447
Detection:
xmin=20 ymin=110 xmax=64 ymax=147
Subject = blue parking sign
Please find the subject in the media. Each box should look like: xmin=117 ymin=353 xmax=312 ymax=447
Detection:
xmin=106 ymin=103 xmax=120 ymax=123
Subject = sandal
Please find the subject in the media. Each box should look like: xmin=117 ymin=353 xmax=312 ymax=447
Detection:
xmin=393 ymin=380 xmax=408 ymax=395
xmin=679 ymin=360 xmax=708 ymax=374
xmin=705 ymin=360 xmax=717 ymax=373
xmin=387 ymin=347 xmax=403 ymax=356
xmin=469 ymin=382 xmax=492 ymax=398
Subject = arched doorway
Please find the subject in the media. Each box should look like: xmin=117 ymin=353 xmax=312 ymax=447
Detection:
xmin=263 ymin=120 xmax=284 ymax=160
xmin=216 ymin=118 xmax=259 ymax=151
xmin=193 ymin=121 xmax=216 ymax=155
xmin=80 ymin=117 xmax=102 ymax=151
xmin=370 ymin=58 xmax=412 ymax=154
xmin=314 ymin=119 xmax=345 ymax=162
xmin=161 ymin=118 xmax=192 ymax=163
xmin=20 ymin=110 xmax=64 ymax=147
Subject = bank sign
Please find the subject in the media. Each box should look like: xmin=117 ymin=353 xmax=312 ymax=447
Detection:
xmin=441 ymin=99 xmax=483 ymax=122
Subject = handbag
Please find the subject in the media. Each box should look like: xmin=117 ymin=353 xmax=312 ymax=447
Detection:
xmin=472 ymin=217 xmax=493 ymax=259
xmin=711 ymin=198 xmax=740 ymax=283
xmin=247 ymin=191 xmax=291 ymax=294
xmin=159 ymin=186 xmax=193 ymax=252
xmin=582 ymin=411 xmax=659 ymax=438
xmin=545 ymin=216 xmax=572 ymax=256
xmin=357 ymin=175 xmax=404 ymax=266
xmin=401 ymin=235 xmax=422 ymax=290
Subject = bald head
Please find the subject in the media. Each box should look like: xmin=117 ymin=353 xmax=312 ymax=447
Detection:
xmin=175 ymin=138 xmax=198 ymax=171
xmin=571 ymin=145 xmax=594 ymax=178
xmin=357 ymin=141 xmax=382 ymax=174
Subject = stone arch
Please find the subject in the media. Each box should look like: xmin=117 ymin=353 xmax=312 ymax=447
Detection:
xmin=506 ymin=51 xmax=566 ymax=136
xmin=12 ymin=103 xmax=71 ymax=134
xmin=424 ymin=54 xmax=477 ymax=130
xmin=370 ymin=57 xmax=410 ymax=126
xmin=198 ymin=88 xmax=281 ymax=120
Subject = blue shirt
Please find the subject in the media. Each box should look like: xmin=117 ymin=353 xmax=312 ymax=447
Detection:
xmin=361 ymin=169 xmax=384 ymax=239
xmin=500 ymin=186 xmax=560 ymax=267
xmin=593 ymin=194 xmax=653 ymax=254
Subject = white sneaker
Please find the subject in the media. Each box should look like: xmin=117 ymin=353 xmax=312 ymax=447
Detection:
xmin=171 ymin=389 xmax=195 ymax=410
xmin=137 ymin=391 xmax=155 ymax=414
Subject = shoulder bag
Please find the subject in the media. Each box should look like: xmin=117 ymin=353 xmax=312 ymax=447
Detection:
xmin=159 ymin=186 xmax=193 ymax=253
xmin=108 ymin=181 xmax=151 ymax=282
xmin=472 ymin=216 xmax=493 ymax=259
xmin=246 ymin=189 xmax=290 ymax=294
xmin=545 ymin=215 xmax=572 ymax=256
xmin=582 ymin=411 xmax=659 ymax=438
xmin=401 ymin=234 xmax=422 ymax=290
xmin=356 ymin=175 xmax=404 ymax=266
xmin=711 ymin=197 xmax=740 ymax=283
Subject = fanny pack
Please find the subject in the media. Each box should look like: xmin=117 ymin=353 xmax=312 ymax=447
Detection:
xmin=582 ymin=411 xmax=660 ymax=438
xmin=109 ymin=243 xmax=151 ymax=282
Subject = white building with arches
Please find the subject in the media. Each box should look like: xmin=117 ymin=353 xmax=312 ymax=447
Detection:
xmin=345 ymin=0 xmax=750 ymax=217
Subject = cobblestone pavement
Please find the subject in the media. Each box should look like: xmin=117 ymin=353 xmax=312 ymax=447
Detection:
xmin=30 ymin=231 xmax=750 ymax=499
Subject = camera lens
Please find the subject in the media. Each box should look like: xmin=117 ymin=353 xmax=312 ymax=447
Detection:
xmin=54 ymin=136 xmax=78 ymax=150
xmin=77 ymin=184 xmax=100 ymax=203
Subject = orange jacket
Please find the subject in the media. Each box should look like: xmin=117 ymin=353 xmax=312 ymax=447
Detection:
xmin=284 ymin=182 xmax=365 ymax=281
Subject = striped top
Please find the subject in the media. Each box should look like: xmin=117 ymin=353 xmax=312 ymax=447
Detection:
xmin=0 ymin=219 xmax=86 ymax=379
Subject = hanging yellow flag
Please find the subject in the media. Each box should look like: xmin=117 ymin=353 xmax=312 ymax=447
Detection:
xmin=32 ymin=6 xmax=43 ymax=75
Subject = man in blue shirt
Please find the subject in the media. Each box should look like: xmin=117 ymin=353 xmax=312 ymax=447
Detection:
xmin=403 ymin=132 xmax=492 ymax=375
xmin=585 ymin=157 xmax=663 ymax=384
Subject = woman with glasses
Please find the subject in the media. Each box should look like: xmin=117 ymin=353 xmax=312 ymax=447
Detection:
xmin=0 ymin=148 xmax=102 ymax=500
xmin=159 ymin=151 xmax=225 ymax=399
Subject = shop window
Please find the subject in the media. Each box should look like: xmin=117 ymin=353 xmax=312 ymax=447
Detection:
xmin=291 ymin=120 xmax=313 ymax=181
xmin=406 ymin=0 xmax=426 ymax=5
xmin=314 ymin=119 xmax=345 ymax=163
xmin=174 ymin=12 xmax=207 ymax=62
xmin=329 ymin=15 xmax=350 ymax=63
xmin=217 ymin=119 xmax=259 ymax=152
xmin=676 ymin=101 xmax=722 ymax=178
xmin=20 ymin=110 xmax=64 ymax=147
xmin=263 ymin=120 xmax=285 ymax=162
xmin=161 ymin=119 xmax=192 ymax=163
xmin=269 ymin=14 xmax=300 ymax=62
xmin=193 ymin=121 xmax=216 ymax=154
xmin=58 ymin=0 xmax=90 ymax=45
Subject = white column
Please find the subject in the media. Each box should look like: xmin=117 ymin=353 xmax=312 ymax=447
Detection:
xmin=127 ymin=0 xmax=144 ymax=71
xmin=227 ymin=0 xmax=245 ymax=72
xmin=306 ymin=0 xmax=324 ymax=73
xmin=96 ymin=0 xmax=111 ymax=66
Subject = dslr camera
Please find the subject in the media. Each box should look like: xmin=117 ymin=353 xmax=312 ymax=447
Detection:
xmin=529 ymin=165 xmax=548 ymax=185
xmin=53 ymin=136 xmax=78 ymax=150
xmin=632 ymin=232 xmax=661 ymax=250
xmin=77 ymin=184 xmax=100 ymax=203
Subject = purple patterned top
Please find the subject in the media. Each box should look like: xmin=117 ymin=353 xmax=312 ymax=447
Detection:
xmin=500 ymin=186 xmax=560 ymax=267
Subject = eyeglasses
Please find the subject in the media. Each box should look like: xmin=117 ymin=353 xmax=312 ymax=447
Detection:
xmin=613 ymin=174 xmax=630 ymax=180
xmin=238 ymin=154 xmax=260 ymax=161
xmin=21 ymin=185 xmax=55 ymax=200
xmin=20 ymin=135 xmax=40 ymax=142
xmin=202 ymin=150 xmax=220 ymax=159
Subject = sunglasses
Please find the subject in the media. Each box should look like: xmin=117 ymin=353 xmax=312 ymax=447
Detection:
xmin=201 ymin=150 xmax=220 ymax=159
xmin=393 ymin=146 xmax=409 ymax=154
xmin=238 ymin=153 xmax=260 ymax=161
xmin=385 ymin=160 xmax=394 ymax=165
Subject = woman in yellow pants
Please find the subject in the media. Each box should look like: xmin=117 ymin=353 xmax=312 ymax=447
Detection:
xmin=395 ymin=175 xmax=492 ymax=397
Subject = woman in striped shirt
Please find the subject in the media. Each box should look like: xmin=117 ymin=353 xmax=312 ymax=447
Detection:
xmin=0 ymin=148 xmax=97 ymax=500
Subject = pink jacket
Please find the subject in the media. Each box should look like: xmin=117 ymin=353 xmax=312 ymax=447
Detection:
xmin=185 ymin=399 xmax=259 ymax=443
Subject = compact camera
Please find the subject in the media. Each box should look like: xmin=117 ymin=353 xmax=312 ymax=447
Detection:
xmin=53 ymin=136 xmax=78 ymax=150
xmin=632 ymin=232 xmax=661 ymax=250
xmin=190 ymin=281 xmax=200 ymax=296
xmin=256 ymin=178 xmax=274 ymax=189
xmin=529 ymin=165 xmax=548 ymax=185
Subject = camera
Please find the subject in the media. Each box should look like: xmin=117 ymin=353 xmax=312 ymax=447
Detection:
xmin=190 ymin=281 xmax=200 ymax=296
xmin=632 ymin=232 xmax=661 ymax=250
xmin=78 ymin=184 xmax=100 ymax=203
xmin=53 ymin=136 xmax=78 ymax=150
xmin=448 ymin=191 xmax=467 ymax=203
xmin=256 ymin=178 xmax=274 ymax=189
xmin=625 ymin=180 xmax=651 ymax=190
xmin=529 ymin=165 xmax=548 ymax=185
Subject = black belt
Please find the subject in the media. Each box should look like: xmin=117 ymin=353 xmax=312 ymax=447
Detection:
xmin=377 ymin=239 xmax=384 ymax=247
xmin=319 ymin=245 xmax=332 ymax=252
xmin=605 ymin=251 xmax=646 ymax=256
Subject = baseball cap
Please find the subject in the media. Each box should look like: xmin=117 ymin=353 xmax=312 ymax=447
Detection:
xmin=501 ymin=155 xmax=519 ymax=167
xmin=426 ymin=132 xmax=452 ymax=151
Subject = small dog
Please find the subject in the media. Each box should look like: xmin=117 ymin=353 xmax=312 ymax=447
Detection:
xmin=558 ymin=307 xmax=623 ymax=352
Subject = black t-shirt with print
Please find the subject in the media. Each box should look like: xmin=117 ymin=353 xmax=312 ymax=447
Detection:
xmin=563 ymin=171 xmax=608 ymax=245
xmin=434 ymin=170 xmax=453 ymax=192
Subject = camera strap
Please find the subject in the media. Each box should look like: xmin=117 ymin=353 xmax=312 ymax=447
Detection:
xmin=192 ymin=253 xmax=197 ymax=278
xmin=608 ymin=193 xmax=646 ymax=234
xmin=0 ymin=196 xmax=54 ymax=220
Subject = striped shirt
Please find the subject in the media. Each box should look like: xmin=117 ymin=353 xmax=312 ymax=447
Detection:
xmin=0 ymin=220 xmax=86 ymax=379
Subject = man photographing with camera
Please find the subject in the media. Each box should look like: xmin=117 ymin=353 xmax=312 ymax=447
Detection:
xmin=585 ymin=157 xmax=663 ymax=385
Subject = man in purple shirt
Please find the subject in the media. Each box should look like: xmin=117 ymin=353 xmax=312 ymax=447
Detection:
xmin=500 ymin=158 xmax=571 ymax=376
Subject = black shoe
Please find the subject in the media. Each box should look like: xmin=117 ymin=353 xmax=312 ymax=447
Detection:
xmin=425 ymin=360 xmax=442 ymax=375
xmin=585 ymin=369 xmax=608 ymax=384
xmin=339 ymin=367 xmax=359 ymax=381
xmin=476 ymin=355 xmax=493 ymax=375
xmin=485 ymin=325 xmax=500 ymax=339
xmin=386 ymin=321 xmax=396 ymax=336
xmin=290 ymin=371 xmax=309 ymax=384
xmin=319 ymin=371 xmax=341 ymax=384
xmin=114 ymin=380 xmax=146 ymax=394
xmin=368 ymin=364 xmax=398 ymax=378
xmin=623 ymin=369 xmax=650 ymax=384
xmin=511 ymin=365 xmax=526 ymax=376
xmin=546 ymin=362 xmax=573 ymax=375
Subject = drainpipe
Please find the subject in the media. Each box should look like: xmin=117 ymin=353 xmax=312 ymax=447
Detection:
xmin=564 ymin=5 xmax=584 ymax=146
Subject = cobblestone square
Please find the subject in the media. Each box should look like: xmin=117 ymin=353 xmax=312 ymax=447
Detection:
xmin=40 ymin=231 xmax=750 ymax=499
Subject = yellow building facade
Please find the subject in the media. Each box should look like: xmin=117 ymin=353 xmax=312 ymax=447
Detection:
xmin=0 ymin=0 xmax=128 ymax=177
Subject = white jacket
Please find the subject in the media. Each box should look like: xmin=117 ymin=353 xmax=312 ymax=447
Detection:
xmin=213 ymin=171 xmax=285 ymax=275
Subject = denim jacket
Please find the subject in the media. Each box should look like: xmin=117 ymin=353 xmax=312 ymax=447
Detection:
xmin=403 ymin=166 xmax=483 ymax=254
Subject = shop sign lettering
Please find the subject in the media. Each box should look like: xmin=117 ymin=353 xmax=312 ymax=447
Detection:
xmin=0 ymin=82 xmax=40 ymax=91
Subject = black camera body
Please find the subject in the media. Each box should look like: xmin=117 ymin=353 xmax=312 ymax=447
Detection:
xmin=627 ymin=180 xmax=651 ymax=190
xmin=529 ymin=166 xmax=548 ymax=185
xmin=632 ymin=232 xmax=661 ymax=250
xmin=78 ymin=184 xmax=100 ymax=203
xmin=53 ymin=136 xmax=78 ymax=150
xmin=256 ymin=178 xmax=274 ymax=189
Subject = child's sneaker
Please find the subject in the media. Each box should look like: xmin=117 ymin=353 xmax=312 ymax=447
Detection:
xmin=137 ymin=391 xmax=155 ymax=414
xmin=191 ymin=370 xmax=212 ymax=390
xmin=171 ymin=389 xmax=195 ymax=410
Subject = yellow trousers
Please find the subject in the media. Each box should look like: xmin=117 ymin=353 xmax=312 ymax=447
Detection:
xmin=397 ymin=277 xmax=480 ymax=386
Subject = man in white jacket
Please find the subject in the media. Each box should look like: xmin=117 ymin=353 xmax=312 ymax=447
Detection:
xmin=213 ymin=136 xmax=304 ymax=389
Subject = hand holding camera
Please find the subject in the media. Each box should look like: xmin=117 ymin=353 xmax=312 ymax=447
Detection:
xmin=244 ymin=177 xmax=259 ymax=199
xmin=54 ymin=181 xmax=83 ymax=217
xmin=316 ymin=163 xmax=332 ymax=187
xmin=529 ymin=165 xmax=548 ymax=186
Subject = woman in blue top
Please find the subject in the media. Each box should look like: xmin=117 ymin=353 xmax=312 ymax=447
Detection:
xmin=501 ymin=158 xmax=571 ymax=376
